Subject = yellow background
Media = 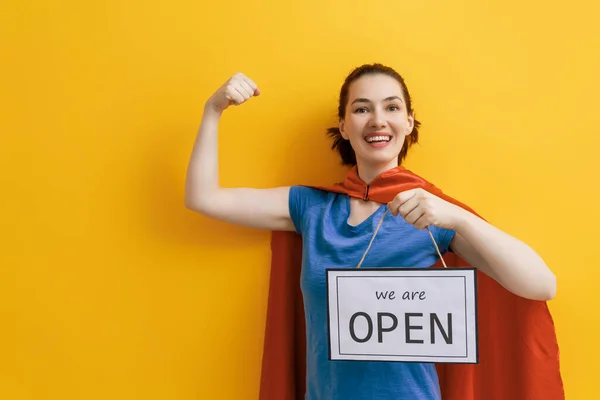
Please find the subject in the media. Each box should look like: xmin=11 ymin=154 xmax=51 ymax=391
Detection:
xmin=2 ymin=0 xmax=598 ymax=399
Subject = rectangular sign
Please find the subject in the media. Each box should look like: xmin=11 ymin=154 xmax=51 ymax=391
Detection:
xmin=326 ymin=268 xmax=478 ymax=363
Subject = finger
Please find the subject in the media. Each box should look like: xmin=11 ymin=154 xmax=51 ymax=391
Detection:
xmin=412 ymin=212 xmax=429 ymax=230
xmin=388 ymin=189 xmax=417 ymax=216
xmin=397 ymin=195 xmax=420 ymax=218
xmin=404 ymin=204 xmax=425 ymax=225
xmin=242 ymin=76 xmax=260 ymax=96
xmin=228 ymin=88 xmax=246 ymax=105
xmin=236 ymin=87 xmax=250 ymax=103
xmin=238 ymin=80 xmax=255 ymax=99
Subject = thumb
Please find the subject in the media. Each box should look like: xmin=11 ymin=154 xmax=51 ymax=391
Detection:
xmin=387 ymin=201 xmax=397 ymax=216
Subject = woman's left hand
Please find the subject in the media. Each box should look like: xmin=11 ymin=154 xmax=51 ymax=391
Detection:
xmin=387 ymin=188 xmax=466 ymax=230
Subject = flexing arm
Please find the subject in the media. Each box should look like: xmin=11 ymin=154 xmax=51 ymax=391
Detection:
xmin=184 ymin=73 xmax=295 ymax=231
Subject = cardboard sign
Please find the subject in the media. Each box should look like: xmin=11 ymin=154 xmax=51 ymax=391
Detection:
xmin=326 ymin=268 xmax=478 ymax=364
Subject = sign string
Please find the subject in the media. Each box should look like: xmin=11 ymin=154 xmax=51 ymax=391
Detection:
xmin=356 ymin=209 xmax=448 ymax=269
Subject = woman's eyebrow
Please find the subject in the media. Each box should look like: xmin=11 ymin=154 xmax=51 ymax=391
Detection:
xmin=350 ymin=96 xmax=404 ymax=105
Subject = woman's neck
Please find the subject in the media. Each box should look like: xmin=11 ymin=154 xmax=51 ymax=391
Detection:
xmin=356 ymin=159 xmax=399 ymax=185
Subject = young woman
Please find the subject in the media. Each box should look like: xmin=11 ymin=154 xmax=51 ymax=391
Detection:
xmin=185 ymin=64 xmax=557 ymax=399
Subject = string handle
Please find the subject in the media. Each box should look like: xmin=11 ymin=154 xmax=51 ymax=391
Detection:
xmin=356 ymin=209 xmax=448 ymax=269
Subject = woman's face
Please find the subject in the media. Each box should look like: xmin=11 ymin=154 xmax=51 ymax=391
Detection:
xmin=340 ymin=74 xmax=414 ymax=169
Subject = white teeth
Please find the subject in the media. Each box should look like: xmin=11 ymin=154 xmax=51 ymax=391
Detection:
xmin=365 ymin=136 xmax=391 ymax=143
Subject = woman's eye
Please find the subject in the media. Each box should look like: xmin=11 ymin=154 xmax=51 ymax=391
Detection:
xmin=388 ymin=105 xmax=400 ymax=111
xmin=354 ymin=107 xmax=368 ymax=113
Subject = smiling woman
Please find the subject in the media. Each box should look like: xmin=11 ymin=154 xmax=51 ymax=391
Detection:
xmin=337 ymin=74 xmax=415 ymax=183
xmin=327 ymin=64 xmax=421 ymax=176
xmin=184 ymin=63 xmax=561 ymax=399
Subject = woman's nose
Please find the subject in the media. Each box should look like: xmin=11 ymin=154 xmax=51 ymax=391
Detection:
xmin=369 ymin=109 xmax=386 ymax=128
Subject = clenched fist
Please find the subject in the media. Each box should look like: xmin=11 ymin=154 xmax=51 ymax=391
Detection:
xmin=387 ymin=188 xmax=467 ymax=231
xmin=206 ymin=72 xmax=261 ymax=113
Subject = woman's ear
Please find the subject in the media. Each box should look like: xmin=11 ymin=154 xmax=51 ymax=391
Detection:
xmin=339 ymin=119 xmax=348 ymax=140
xmin=406 ymin=112 xmax=415 ymax=135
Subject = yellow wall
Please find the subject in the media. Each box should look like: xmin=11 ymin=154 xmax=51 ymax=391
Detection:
xmin=2 ymin=0 xmax=598 ymax=398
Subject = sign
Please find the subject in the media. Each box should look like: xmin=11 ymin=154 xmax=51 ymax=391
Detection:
xmin=326 ymin=268 xmax=478 ymax=363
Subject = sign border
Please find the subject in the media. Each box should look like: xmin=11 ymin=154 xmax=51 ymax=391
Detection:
xmin=325 ymin=267 xmax=479 ymax=364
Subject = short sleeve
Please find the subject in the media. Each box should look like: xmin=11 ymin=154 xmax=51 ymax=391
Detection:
xmin=432 ymin=226 xmax=457 ymax=255
xmin=288 ymin=186 xmax=328 ymax=235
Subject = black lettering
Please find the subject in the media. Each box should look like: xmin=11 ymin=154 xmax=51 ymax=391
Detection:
xmin=402 ymin=291 xmax=425 ymax=300
xmin=377 ymin=312 xmax=398 ymax=343
xmin=349 ymin=312 xmax=373 ymax=343
xmin=405 ymin=313 xmax=424 ymax=344
xmin=375 ymin=291 xmax=396 ymax=300
xmin=375 ymin=291 xmax=389 ymax=300
xmin=430 ymin=313 xmax=453 ymax=344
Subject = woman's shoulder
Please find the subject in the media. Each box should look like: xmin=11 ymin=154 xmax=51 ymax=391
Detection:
xmin=288 ymin=186 xmax=343 ymax=234
xmin=290 ymin=185 xmax=337 ymax=198
xmin=289 ymin=185 xmax=341 ymax=209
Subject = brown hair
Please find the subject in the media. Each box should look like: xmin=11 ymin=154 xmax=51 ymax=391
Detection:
xmin=327 ymin=63 xmax=421 ymax=166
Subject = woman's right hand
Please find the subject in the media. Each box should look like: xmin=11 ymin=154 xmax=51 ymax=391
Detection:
xmin=206 ymin=72 xmax=261 ymax=114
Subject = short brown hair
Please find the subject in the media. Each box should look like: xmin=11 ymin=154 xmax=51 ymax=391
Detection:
xmin=327 ymin=63 xmax=421 ymax=166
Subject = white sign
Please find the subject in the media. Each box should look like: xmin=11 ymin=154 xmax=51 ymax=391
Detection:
xmin=326 ymin=268 xmax=478 ymax=364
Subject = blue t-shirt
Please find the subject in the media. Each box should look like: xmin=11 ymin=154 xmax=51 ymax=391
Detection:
xmin=289 ymin=186 xmax=456 ymax=400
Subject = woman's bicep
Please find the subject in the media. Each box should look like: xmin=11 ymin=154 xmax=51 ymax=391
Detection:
xmin=187 ymin=186 xmax=296 ymax=231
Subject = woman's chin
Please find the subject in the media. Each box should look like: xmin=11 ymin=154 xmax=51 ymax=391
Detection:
xmin=357 ymin=152 xmax=399 ymax=169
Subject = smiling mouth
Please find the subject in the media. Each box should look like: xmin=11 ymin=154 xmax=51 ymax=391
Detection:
xmin=365 ymin=135 xmax=391 ymax=143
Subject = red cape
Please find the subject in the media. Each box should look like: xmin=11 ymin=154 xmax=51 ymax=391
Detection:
xmin=259 ymin=166 xmax=564 ymax=400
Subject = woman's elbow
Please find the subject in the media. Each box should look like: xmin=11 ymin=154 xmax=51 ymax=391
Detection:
xmin=526 ymin=271 xmax=556 ymax=301
xmin=184 ymin=194 xmax=208 ymax=214
xmin=541 ymin=272 xmax=557 ymax=301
